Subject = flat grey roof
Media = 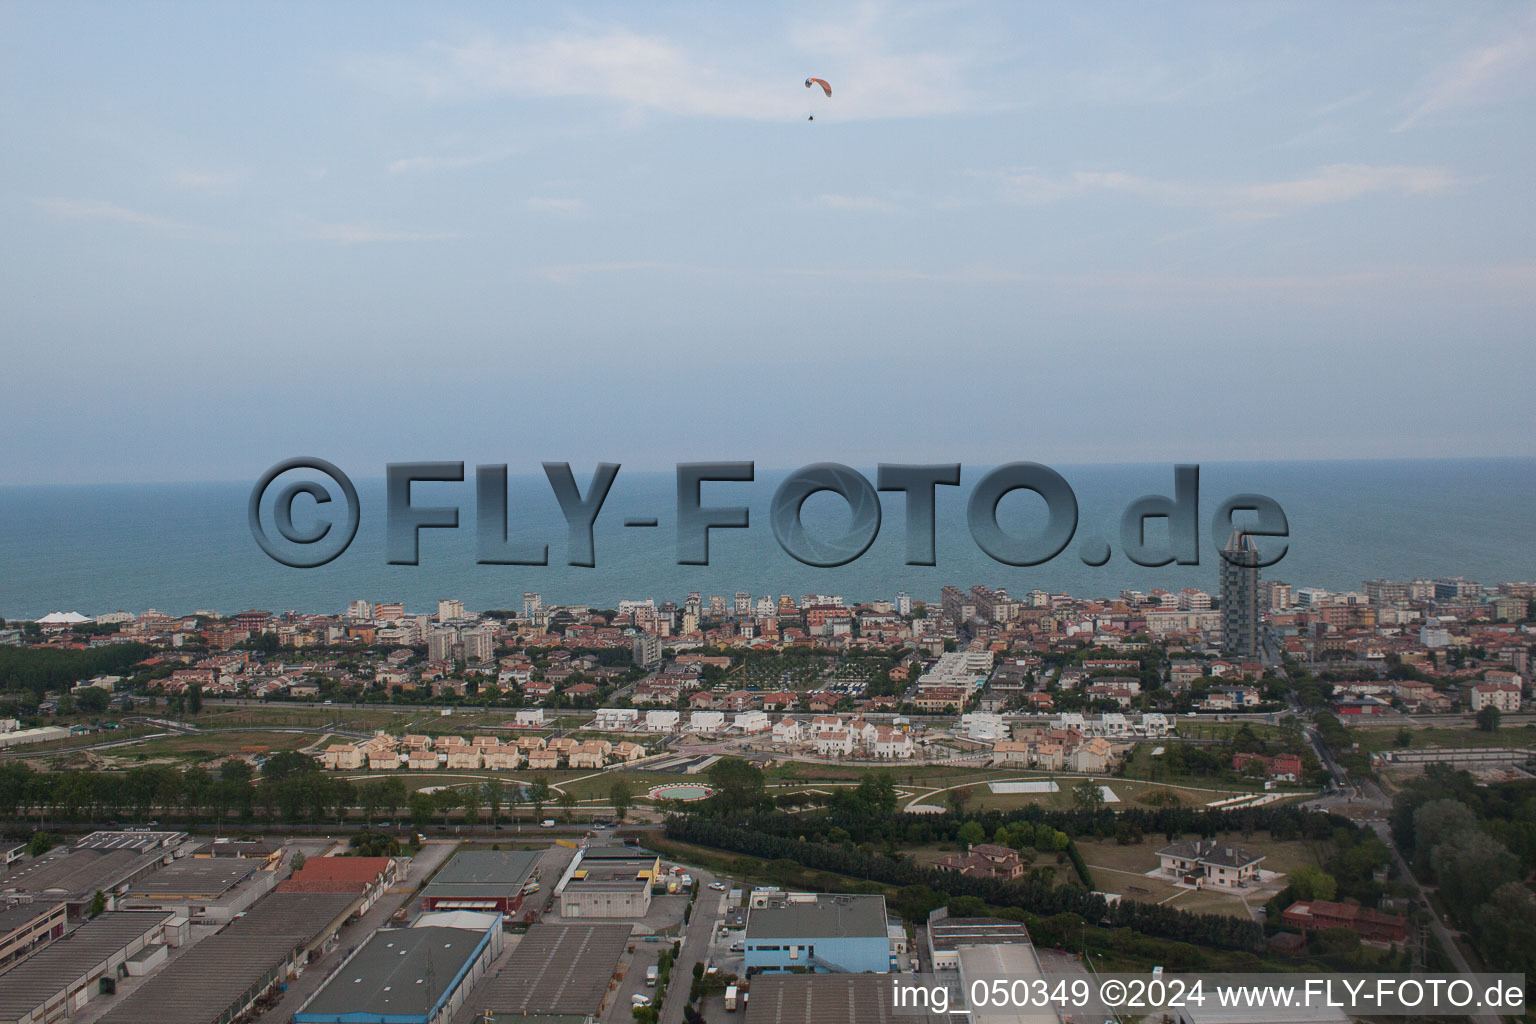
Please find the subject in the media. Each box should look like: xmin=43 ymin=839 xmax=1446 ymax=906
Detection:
xmin=746 ymin=895 xmax=887 ymax=941
xmin=471 ymin=924 xmax=631 ymax=1016
xmin=956 ymin=944 xmax=1058 ymax=1024
xmin=928 ymin=916 xmax=1033 ymax=952
xmin=0 ymin=912 xmax=171 ymax=1022
xmin=0 ymin=900 xmax=64 ymax=935
xmin=299 ymin=926 xmax=493 ymax=1021
xmin=420 ymin=849 xmax=541 ymax=902
xmin=96 ymin=892 xmax=363 ymax=1024
xmin=74 ymin=831 xmax=185 ymax=852
xmin=0 ymin=847 xmax=159 ymax=900
xmin=127 ymin=857 xmax=258 ymax=896
xmin=745 ymin=974 xmax=943 ymax=1024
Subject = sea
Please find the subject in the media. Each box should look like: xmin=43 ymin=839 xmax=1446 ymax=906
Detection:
xmin=1 ymin=458 xmax=1532 ymax=619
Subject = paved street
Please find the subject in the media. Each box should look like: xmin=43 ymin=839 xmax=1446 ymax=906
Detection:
xmin=657 ymin=868 xmax=727 ymax=1024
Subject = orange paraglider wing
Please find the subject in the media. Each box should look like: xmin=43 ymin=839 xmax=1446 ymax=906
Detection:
xmin=804 ymin=77 xmax=831 ymax=97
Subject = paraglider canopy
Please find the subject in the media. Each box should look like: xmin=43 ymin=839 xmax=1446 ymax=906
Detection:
xmin=804 ymin=77 xmax=831 ymax=97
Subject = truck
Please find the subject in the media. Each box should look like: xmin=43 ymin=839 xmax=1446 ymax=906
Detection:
xmin=645 ymin=964 xmax=658 ymax=987
xmin=724 ymin=985 xmax=739 ymax=1012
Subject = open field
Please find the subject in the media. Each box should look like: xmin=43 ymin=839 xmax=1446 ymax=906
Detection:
xmin=96 ymin=729 xmax=317 ymax=762
xmin=1350 ymin=722 xmax=1536 ymax=754
xmin=1076 ymin=831 xmax=1325 ymax=918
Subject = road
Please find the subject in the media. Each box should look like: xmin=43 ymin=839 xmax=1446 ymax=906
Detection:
xmin=252 ymin=838 xmax=459 ymax=1024
xmin=1363 ymin=820 xmax=1503 ymax=1024
xmin=657 ymin=868 xmax=727 ymax=1024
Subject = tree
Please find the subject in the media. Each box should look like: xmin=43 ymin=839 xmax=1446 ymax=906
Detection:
xmin=1477 ymin=704 xmax=1502 ymax=732
xmin=558 ymin=789 xmax=578 ymax=822
xmin=410 ymin=791 xmax=435 ymax=832
xmin=1395 ymin=728 xmax=1413 ymax=748
xmin=947 ymin=786 xmax=974 ymax=816
xmin=483 ymin=780 xmax=504 ymax=825
xmin=527 ymin=776 xmax=552 ymax=821
xmin=610 ymin=778 xmax=634 ymax=823
xmin=383 ymin=777 xmax=406 ymax=823
xmin=707 ymin=758 xmax=766 ymax=814
xmin=1073 ymin=779 xmax=1107 ymax=814
xmin=291 ymin=851 xmax=307 ymax=872
xmin=187 ymin=683 xmax=203 ymax=715
xmin=90 ymin=890 xmax=107 ymax=917
xmin=957 ymin=821 xmax=986 ymax=847
xmin=1289 ymin=865 xmax=1338 ymax=901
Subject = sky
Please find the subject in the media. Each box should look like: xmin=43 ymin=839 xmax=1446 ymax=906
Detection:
xmin=2 ymin=1 xmax=1534 ymax=485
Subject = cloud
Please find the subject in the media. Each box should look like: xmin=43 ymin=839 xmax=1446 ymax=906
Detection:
xmin=34 ymin=197 xmax=198 ymax=236
xmin=166 ymin=169 xmax=248 ymax=192
xmin=295 ymin=220 xmax=462 ymax=244
xmin=994 ymin=163 xmax=1461 ymax=219
xmin=1396 ymin=18 xmax=1536 ymax=130
xmin=524 ymin=197 xmax=585 ymax=216
xmin=387 ymin=152 xmax=506 ymax=176
xmin=812 ymin=194 xmax=894 ymax=212
xmin=346 ymin=20 xmax=986 ymax=121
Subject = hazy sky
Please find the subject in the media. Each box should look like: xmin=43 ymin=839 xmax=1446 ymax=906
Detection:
xmin=3 ymin=2 xmax=1534 ymax=485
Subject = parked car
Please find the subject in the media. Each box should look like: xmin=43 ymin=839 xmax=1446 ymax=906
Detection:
xmin=540 ymin=819 xmax=556 ymax=828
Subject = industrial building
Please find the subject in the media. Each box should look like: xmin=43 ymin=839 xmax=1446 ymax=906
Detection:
xmin=275 ymin=856 xmax=397 ymax=914
xmin=294 ymin=916 xmax=500 ymax=1024
xmin=744 ymin=893 xmax=893 ymax=974
xmin=744 ymin=974 xmax=944 ymax=1024
xmin=0 ymin=901 xmax=67 ymax=969
xmin=465 ymin=922 xmax=631 ymax=1020
xmin=417 ymin=849 xmax=542 ymax=917
xmin=0 ymin=833 xmax=190 ymax=920
xmin=0 ymin=911 xmax=173 ymax=1024
xmin=96 ymin=890 xmax=364 ymax=1024
xmin=924 ymin=908 xmax=1034 ymax=971
xmin=555 ymin=845 xmax=659 ymax=919
xmin=116 ymin=857 xmax=273 ymax=923
xmin=955 ymin=943 xmax=1062 ymax=1024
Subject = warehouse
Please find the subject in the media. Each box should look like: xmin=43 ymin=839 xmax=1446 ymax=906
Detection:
xmin=117 ymin=857 xmax=272 ymax=923
xmin=0 ymin=911 xmax=172 ymax=1024
xmin=924 ymin=908 xmax=1034 ymax=971
xmin=555 ymin=845 xmax=658 ymax=919
xmin=418 ymin=849 xmax=542 ymax=916
xmin=465 ymin=922 xmax=631 ymax=1019
xmin=294 ymin=916 xmax=500 ymax=1024
xmin=745 ymin=893 xmax=892 ymax=974
xmin=0 ymin=844 xmax=175 ymax=920
xmin=276 ymin=856 xmax=397 ymax=915
xmin=745 ymin=974 xmax=945 ymax=1024
xmin=96 ymin=890 xmax=363 ymax=1024
xmin=955 ymin=943 xmax=1061 ymax=1024
xmin=0 ymin=901 xmax=67 ymax=969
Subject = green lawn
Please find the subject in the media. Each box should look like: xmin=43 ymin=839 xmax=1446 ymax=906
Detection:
xmin=1351 ymin=722 xmax=1536 ymax=754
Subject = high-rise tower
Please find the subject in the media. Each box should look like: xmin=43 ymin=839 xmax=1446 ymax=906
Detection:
xmin=1220 ymin=529 xmax=1261 ymax=659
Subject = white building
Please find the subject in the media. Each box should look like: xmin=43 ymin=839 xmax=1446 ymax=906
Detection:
xmin=960 ymin=713 xmax=1009 ymax=743
xmin=596 ymin=708 xmax=639 ymax=730
xmin=514 ymin=708 xmax=545 ymax=728
xmin=734 ymin=710 xmax=770 ymax=734
xmin=815 ymin=729 xmax=853 ymax=756
xmin=689 ymin=711 xmax=725 ymax=734
xmin=772 ymin=717 xmax=804 ymax=745
xmin=645 ymin=709 xmax=681 ymax=732
xmin=1471 ymin=683 xmax=1522 ymax=713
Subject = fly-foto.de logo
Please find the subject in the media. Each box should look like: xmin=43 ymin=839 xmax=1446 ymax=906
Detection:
xmin=248 ymin=460 xmax=1287 ymax=571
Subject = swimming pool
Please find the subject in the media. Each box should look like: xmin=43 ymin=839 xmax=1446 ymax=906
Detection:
xmin=648 ymin=783 xmax=714 ymax=802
